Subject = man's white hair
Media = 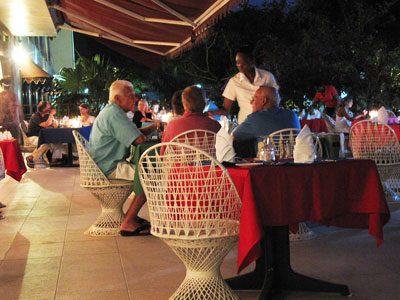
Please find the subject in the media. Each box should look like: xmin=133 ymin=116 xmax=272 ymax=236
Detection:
xmin=109 ymin=80 xmax=133 ymax=103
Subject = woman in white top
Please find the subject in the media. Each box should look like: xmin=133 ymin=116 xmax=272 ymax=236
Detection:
xmin=79 ymin=103 xmax=95 ymax=127
xmin=335 ymin=98 xmax=367 ymax=133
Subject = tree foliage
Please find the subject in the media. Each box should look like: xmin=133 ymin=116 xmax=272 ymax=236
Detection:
xmin=151 ymin=0 xmax=400 ymax=113
xmin=52 ymin=53 xmax=148 ymax=116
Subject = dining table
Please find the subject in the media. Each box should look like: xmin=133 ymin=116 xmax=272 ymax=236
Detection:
xmin=300 ymin=118 xmax=328 ymax=133
xmin=38 ymin=126 xmax=92 ymax=166
xmin=0 ymin=139 xmax=27 ymax=181
xmin=224 ymin=158 xmax=390 ymax=299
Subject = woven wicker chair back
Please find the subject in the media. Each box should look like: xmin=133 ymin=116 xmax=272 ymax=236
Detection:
xmin=72 ymin=130 xmax=111 ymax=187
xmin=139 ymin=142 xmax=241 ymax=240
xmin=350 ymin=120 xmax=400 ymax=164
xmin=169 ymin=129 xmax=217 ymax=157
xmin=19 ymin=121 xmax=37 ymax=149
xmin=266 ymin=128 xmax=323 ymax=159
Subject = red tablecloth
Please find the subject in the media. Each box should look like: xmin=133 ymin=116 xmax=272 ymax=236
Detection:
xmin=0 ymin=139 xmax=27 ymax=181
xmin=227 ymin=159 xmax=390 ymax=273
xmin=351 ymin=120 xmax=400 ymax=141
xmin=300 ymin=119 xmax=328 ymax=133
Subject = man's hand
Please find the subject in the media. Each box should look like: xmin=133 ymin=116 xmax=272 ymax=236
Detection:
xmin=133 ymin=134 xmax=146 ymax=145
xmin=139 ymin=121 xmax=159 ymax=137
xmin=50 ymin=109 xmax=56 ymax=115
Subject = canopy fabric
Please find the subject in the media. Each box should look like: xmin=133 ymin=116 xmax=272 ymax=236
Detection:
xmin=20 ymin=58 xmax=52 ymax=84
xmin=51 ymin=0 xmax=242 ymax=68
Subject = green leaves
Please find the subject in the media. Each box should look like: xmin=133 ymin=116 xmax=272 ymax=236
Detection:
xmin=52 ymin=52 xmax=128 ymax=116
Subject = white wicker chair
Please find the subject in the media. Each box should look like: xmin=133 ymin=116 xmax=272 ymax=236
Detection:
xmin=139 ymin=142 xmax=241 ymax=300
xmin=265 ymin=128 xmax=323 ymax=159
xmin=72 ymin=130 xmax=133 ymax=236
xmin=19 ymin=121 xmax=37 ymax=153
xmin=169 ymin=129 xmax=217 ymax=157
xmin=0 ymin=148 xmax=5 ymax=180
xmin=266 ymin=128 xmax=321 ymax=241
xmin=350 ymin=120 xmax=400 ymax=205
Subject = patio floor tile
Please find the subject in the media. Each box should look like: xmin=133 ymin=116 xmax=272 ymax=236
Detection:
xmin=0 ymin=167 xmax=399 ymax=299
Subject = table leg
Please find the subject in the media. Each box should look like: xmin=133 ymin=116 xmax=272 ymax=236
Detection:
xmin=50 ymin=143 xmax=78 ymax=168
xmin=226 ymin=226 xmax=350 ymax=299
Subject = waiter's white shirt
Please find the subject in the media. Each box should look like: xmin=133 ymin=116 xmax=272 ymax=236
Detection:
xmin=223 ymin=67 xmax=278 ymax=124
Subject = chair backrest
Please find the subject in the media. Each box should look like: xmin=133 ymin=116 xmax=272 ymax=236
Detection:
xmin=139 ymin=142 xmax=242 ymax=239
xmin=350 ymin=120 xmax=400 ymax=164
xmin=266 ymin=128 xmax=323 ymax=159
xmin=169 ymin=129 xmax=217 ymax=156
xmin=72 ymin=130 xmax=111 ymax=187
xmin=19 ymin=121 xmax=36 ymax=148
xmin=0 ymin=148 xmax=5 ymax=180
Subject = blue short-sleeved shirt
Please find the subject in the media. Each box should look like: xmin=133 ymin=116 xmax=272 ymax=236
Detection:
xmin=233 ymin=108 xmax=300 ymax=142
xmin=89 ymin=103 xmax=142 ymax=176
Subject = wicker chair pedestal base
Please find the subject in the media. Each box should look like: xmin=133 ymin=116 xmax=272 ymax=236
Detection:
xmin=84 ymin=209 xmax=126 ymax=236
xmin=164 ymin=236 xmax=240 ymax=300
xmin=84 ymin=186 xmax=132 ymax=236
xmin=289 ymin=222 xmax=317 ymax=242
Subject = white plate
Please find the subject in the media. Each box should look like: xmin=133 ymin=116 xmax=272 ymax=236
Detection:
xmin=235 ymin=162 xmax=264 ymax=168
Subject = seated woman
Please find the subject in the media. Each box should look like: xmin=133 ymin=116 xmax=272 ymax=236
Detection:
xmin=120 ymin=86 xmax=221 ymax=236
xmin=335 ymin=98 xmax=367 ymax=133
xmin=79 ymin=103 xmax=95 ymax=127
xmin=132 ymin=99 xmax=156 ymax=128
xmin=167 ymin=89 xmax=184 ymax=123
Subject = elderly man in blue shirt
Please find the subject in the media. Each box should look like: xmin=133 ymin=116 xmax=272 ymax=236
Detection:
xmin=89 ymin=80 xmax=160 ymax=236
xmin=232 ymin=86 xmax=300 ymax=156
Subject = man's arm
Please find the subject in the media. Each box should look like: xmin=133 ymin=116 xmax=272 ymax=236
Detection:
xmin=139 ymin=121 xmax=159 ymax=136
xmin=208 ymin=98 xmax=234 ymax=117
xmin=39 ymin=109 xmax=56 ymax=128
xmin=133 ymin=134 xmax=146 ymax=145
xmin=132 ymin=121 xmax=161 ymax=145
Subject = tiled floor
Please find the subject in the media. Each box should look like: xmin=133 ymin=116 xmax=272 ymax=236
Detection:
xmin=0 ymin=168 xmax=399 ymax=300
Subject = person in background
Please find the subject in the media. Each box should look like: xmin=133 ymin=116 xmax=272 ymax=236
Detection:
xmin=309 ymin=85 xmax=340 ymax=118
xmin=132 ymin=99 xmax=156 ymax=128
xmin=162 ymin=85 xmax=221 ymax=145
xmin=232 ymin=86 xmax=300 ymax=156
xmin=167 ymin=89 xmax=184 ymax=122
xmin=335 ymin=98 xmax=367 ymax=133
xmin=210 ymin=47 xmax=279 ymax=124
xmin=90 ymin=80 xmax=160 ymax=236
xmin=79 ymin=103 xmax=95 ymax=127
xmin=0 ymin=79 xmax=23 ymax=139
xmin=26 ymin=101 xmax=63 ymax=167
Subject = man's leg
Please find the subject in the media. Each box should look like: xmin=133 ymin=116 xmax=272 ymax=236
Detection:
xmin=120 ymin=192 xmax=148 ymax=232
xmin=50 ymin=143 xmax=66 ymax=162
xmin=30 ymin=144 xmax=50 ymax=163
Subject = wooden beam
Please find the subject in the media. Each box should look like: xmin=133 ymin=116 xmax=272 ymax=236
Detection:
xmin=133 ymin=40 xmax=180 ymax=46
xmin=195 ymin=0 xmax=231 ymax=26
xmin=145 ymin=18 xmax=190 ymax=26
xmin=165 ymin=36 xmax=190 ymax=56
xmin=150 ymin=0 xmax=196 ymax=27
xmin=57 ymin=25 xmax=100 ymax=37
xmin=58 ymin=25 xmax=179 ymax=47
xmin=51 ymin=5 xmax=165 ymax=55
xmin=95 ymin=0 xmax=191 ymax=26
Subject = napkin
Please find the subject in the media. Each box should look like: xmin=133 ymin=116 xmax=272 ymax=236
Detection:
xmin=293 ymin=125 xmax=316 ymax=163
xmin=216 ymin=128 xmax=236 ymax=162
xmin=2 ymin=130 xmax=13 ymax=140
xmin=377 ymin=106 xmax=388 ymax=124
